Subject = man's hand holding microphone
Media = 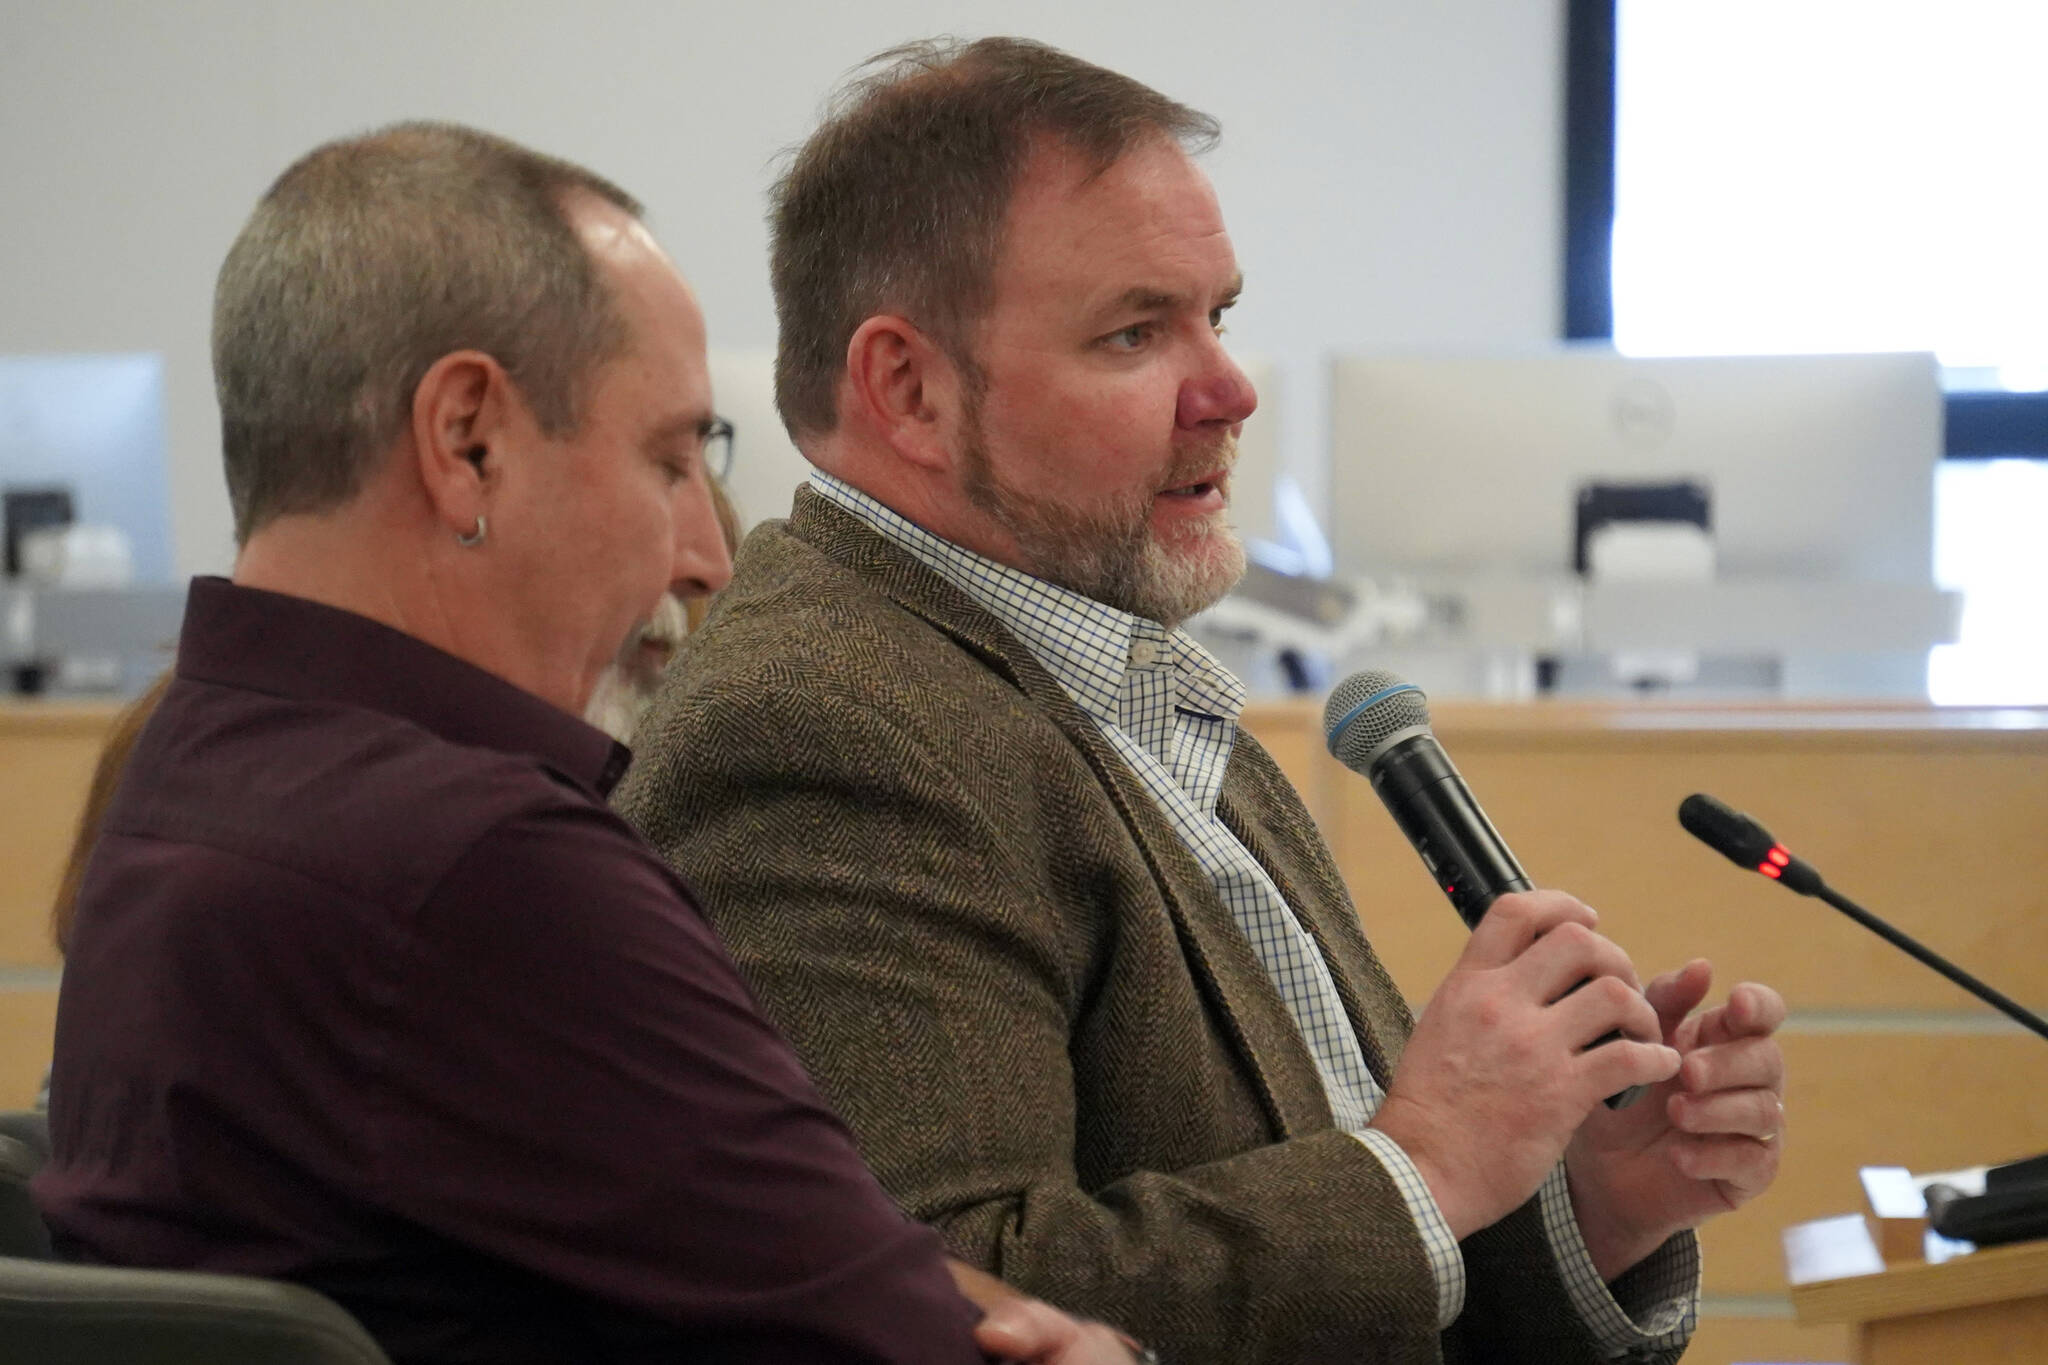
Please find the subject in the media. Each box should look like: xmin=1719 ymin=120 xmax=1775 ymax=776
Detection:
xmin=1327 ymin=672 xmax=1787 ymax=1279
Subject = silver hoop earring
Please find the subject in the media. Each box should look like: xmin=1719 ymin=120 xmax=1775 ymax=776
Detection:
xmin=456 ymin=515 xmax=487 ymax=548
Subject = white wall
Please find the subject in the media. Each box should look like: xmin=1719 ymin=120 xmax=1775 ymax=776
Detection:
xmin=0 ymin=0 xmax=1564 ymax=577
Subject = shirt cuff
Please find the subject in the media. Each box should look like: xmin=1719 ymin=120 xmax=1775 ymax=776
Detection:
xmin=1536 ymin=1165 xmax=1699 ymax=1358
xmin=1352 ymin=1127 xmax=1465 ymax=1329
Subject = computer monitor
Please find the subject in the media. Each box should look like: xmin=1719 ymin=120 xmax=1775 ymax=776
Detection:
xmin=0 ymin=353 xmax=174 ymax=584
xmin=1326 ymin=348 xmax=1942 ymax=586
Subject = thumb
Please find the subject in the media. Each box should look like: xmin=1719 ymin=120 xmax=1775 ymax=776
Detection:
xmin=972 ymin=1298 xmax=1075 ymax=1359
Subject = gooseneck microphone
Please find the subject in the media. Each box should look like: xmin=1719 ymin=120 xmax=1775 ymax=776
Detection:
xmin=1325 ymin=669 xmax=1645 ymax=1108
xmin=1679 ymin=793 xmax=2048 ymax=1044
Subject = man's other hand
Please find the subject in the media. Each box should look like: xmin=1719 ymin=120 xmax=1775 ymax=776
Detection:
xmin=1564 ymin=960 xmax=1787 ymax=1280
xmin=974 ymin=1297 xmax=1151 ymax=1364
xmin=951 ymin=1258 xmax=1149 ymax=1363
xmin=1369 ymin=891 xmax=1683 ymax=1239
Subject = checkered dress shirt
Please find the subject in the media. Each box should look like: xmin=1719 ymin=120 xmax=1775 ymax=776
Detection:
xmin=811 ymin=471 xmax=1697 ymax=1353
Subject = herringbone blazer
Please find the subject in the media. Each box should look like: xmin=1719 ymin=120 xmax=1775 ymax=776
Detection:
xmin=617 ymin=489 xmax=1689 ymax=1365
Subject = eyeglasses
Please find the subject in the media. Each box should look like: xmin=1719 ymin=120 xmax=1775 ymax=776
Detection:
xmin=703 ymin=417 xmax=735 ymax=482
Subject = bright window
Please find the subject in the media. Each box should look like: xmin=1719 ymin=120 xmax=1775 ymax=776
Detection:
xmin=1931 ymin=460 xmax=2048 ymax=704
xmin=1606 ymin=1 xmax=2048 ymax=700
xmin=1613 ymin=0 xmax=2048 ymax=382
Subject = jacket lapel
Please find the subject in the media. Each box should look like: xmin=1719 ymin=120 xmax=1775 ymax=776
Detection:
xmin=1219 ymin=780 xmax=1408 ymax=1088
xmin=788 ymin=491 xmax=1338 ymax=1139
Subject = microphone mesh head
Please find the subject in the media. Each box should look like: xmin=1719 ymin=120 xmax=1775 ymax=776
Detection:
xmin=1323 ymin=669 xmax=1433 ymax=772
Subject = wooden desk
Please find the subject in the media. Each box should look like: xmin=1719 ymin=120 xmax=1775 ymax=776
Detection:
xmin=1786 ymin=1212 xmax=2048 ymax=1362
xmin=0 ymin=702 xmax=111 ymax=1111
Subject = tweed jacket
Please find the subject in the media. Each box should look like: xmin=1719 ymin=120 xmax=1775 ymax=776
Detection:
xmin=617 ymin=490 xmax=1690 ymax=1365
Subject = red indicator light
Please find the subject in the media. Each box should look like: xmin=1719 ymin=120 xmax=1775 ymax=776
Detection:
xmin=1758 ymin=862 xmax=1783 ymax=879
xmin=1767 ymin=846 xmax=1791 ymax=867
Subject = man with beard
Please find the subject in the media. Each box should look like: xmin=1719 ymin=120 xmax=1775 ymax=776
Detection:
xmin=583 ymin=476 xmax=741 ymax=743
xmin=618 ymin=38 xmax=1786 ymax=1365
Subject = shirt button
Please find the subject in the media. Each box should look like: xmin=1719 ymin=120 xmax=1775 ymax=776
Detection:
xmin=1129 ymin=639 xmax=1160 ymax=669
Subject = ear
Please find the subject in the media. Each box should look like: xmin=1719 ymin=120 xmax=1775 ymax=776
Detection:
xmin=843 ymin=315 xmax=971 ymax=473
xmin=407 ymin=350 xmax=518 ymax=537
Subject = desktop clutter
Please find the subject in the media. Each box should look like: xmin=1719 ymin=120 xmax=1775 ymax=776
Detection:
xmin=3 ymin=486 xmax=180 ymax=697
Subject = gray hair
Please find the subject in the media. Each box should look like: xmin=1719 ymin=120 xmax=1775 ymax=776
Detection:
xmin=770 ymin=37 xmax=1219 ymax=442
xmin=212 ymin=121 xmax=642 ymax=542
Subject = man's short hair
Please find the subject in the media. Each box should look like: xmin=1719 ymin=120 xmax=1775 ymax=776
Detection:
xmin=213 ymin=122 xmax=642 ymax=542
xmin=769 ymin=37 xmax=1219 ymax=442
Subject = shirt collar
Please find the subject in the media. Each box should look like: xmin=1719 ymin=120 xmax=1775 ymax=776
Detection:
xmin=175 ymin=576 xmax=631 ymax=795
xmin=807 ymin=471 xmax=1247 ymax=727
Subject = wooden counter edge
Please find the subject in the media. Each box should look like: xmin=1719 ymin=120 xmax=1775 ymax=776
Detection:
xmin=1785 ymin=1216 xmax=2048 ymax=1325
xmin=0 ymin=700 xmax=130 ymax=736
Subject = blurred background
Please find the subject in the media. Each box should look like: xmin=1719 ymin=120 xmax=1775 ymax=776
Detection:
xmin=4 ymin=0 xmax=2031 ymax=703
xmin=9 ymin=1 xmax=2036 ymax=703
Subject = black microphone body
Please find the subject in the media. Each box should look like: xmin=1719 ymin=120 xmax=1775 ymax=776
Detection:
xmin=1369 ymin=734 xmax=1531 ymax=930
xmin=1326 ymin=670 xmax=1646 ymax=1108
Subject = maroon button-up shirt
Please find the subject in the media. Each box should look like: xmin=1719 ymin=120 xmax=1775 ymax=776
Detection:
xmin=37 ymin=577 xmax=985 ymax=1365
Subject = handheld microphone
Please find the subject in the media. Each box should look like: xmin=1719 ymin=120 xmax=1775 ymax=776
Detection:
xmin=1324 ymin=669 xmax=1646 ymax=1108
xmin=1679 ymin=793 xmax=2048 ymax=1044
xmin=1323 ymin=671 xmax=1524 ymax=929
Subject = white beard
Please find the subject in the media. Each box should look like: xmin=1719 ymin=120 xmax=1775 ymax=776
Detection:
xmin=583 ymin=591 xmax=690 ymax=744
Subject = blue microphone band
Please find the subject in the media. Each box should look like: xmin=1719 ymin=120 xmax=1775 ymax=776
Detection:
xmin=1324 ymin=682 xmax=1424 ymax=755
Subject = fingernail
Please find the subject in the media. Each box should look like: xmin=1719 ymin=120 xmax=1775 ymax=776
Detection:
xmin=973 ymin=1308 xmax=1027 ymax=1351
xmin=981 ymin=1303 xmax=1030 ymax=1332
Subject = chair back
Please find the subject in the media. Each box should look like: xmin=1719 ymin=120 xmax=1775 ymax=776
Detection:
xmin=0 ymin=1111 xmax=49 ymax=1167
xmin=0 ymin=1128 xmax=53 ymax=1260
xmin=0 ymin=1109 xmax=391 ymax=1363
xmin=0 ymin=1256 xmax=394 ymax=1365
